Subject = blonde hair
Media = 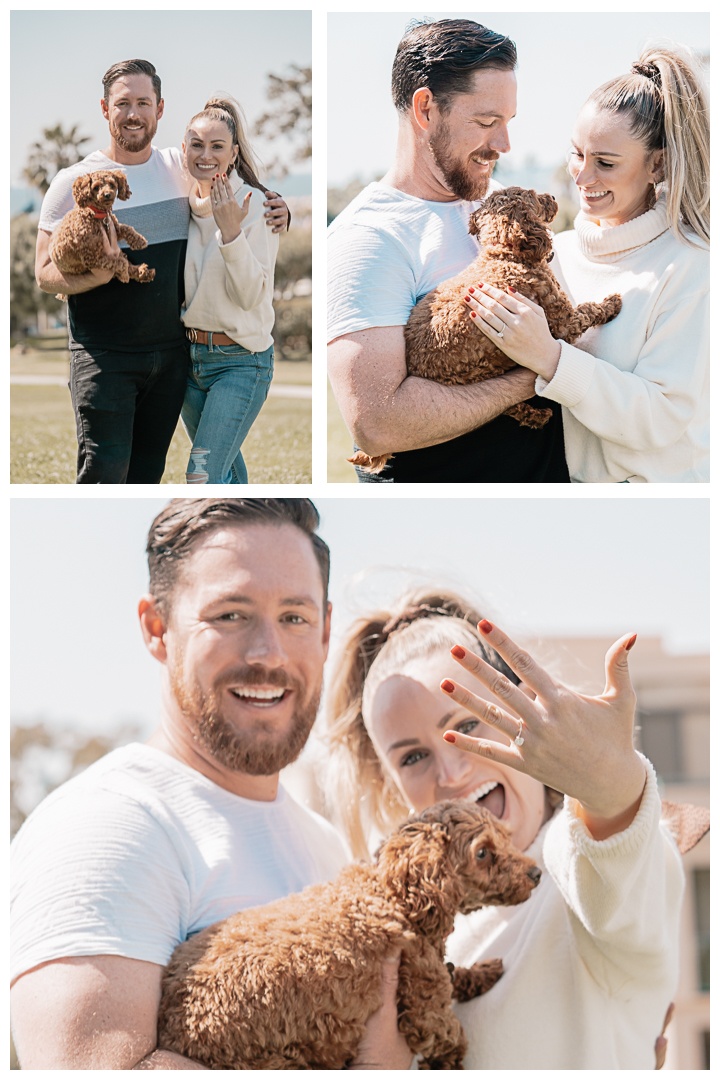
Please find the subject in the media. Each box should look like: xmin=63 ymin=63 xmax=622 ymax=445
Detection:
xmin=322 ymin=589 xmax=523 ymax=861
xmin=586 ymin=43 xmax=709 ymax=247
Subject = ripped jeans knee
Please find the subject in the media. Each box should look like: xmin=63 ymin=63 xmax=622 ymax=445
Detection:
xmin=186 ymin=445 xmax=210 ymax=484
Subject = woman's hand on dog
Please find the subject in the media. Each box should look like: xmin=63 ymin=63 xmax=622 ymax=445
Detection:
xmin=441 ymin=621 xmax=647 ymax=841
xmin=210 ymin=175 xmax=252 ymax=245
xmin=463 ymin=284 xmax=562 ymax=382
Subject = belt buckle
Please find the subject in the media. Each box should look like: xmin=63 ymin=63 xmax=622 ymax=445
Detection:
xmin=187 ymin=328 xmax=198 ymax=344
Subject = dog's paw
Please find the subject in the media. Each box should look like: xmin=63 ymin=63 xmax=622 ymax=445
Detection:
xmin=603 ymin=293 xmax=622 ymax=319
xmin=132 ymin=264 xmax=156 ymax=283
xmin=451 ymin=958 xmax=504 ymax=1002
xmin=506 ymin=403 xmax=553 ymax=429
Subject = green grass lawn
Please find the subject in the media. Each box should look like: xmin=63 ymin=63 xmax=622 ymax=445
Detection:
xmin=327 ymin=381 xmax=358 ymax=484
xmin=11 ymin=342 xmax=311 ymax=485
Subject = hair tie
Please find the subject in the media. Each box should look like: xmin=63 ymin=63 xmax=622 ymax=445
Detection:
xmin=381 ymin=604 xmax=454 ymax=639
xmin=631 ymin=60 xmax=662 ymax=88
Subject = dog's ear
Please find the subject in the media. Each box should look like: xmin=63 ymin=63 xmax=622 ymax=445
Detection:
xmin=378 ymin=822 xmax=463 ymax=934
xmin=468 ymin=209 xmax=484 ymax=237
xmin=538 ymin=193 xmax=558 ymax=224
xmin=72 ymin=173 xmax=94 ymax=207
xmin=113 ymin=171 xmax=132 ymax=201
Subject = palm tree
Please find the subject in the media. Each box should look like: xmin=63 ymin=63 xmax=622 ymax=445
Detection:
xmin=23 ymin=123 xmax=91 ymax=195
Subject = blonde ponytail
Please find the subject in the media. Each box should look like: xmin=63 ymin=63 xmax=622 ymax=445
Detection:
xmin=588 ymin=43 xmax=709 ymax=247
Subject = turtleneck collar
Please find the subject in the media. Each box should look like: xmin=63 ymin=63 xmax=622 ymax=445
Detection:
xmin=573 ymin=191 xmax=669 ymax=261
xmin=189 ymin=171 xmax=244 ymax=218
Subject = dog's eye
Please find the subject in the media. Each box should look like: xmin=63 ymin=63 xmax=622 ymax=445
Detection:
xmin=475 ymin=848 xmax=488 ymax=861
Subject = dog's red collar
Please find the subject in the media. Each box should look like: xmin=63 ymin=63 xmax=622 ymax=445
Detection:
xmin=87 ymin=207 xmax=110 ymax=219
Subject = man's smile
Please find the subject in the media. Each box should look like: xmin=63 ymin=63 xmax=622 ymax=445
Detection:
xmin=227 ymin=686 xmax=292 ymax=709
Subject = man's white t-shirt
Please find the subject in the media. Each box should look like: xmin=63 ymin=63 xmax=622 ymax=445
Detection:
xmin=10 ymin=744 xmax=348 ymax=983
xmin=327 ymin=180 xmax=503 ymax=343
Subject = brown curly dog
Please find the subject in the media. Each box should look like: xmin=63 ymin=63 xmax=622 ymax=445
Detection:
xmin=350 ymin=186 xmax=622 ymax=474
xmin=157 ymin=801 xmax=541 ymax=1069
xmin=49 ymin=169 xmax=156 ymax=291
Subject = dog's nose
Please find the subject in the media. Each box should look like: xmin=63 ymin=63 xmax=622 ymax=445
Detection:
xmin=527 ymin=866 xmax=542 ymax=885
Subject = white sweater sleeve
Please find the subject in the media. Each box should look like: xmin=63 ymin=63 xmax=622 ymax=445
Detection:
xmin=535 ymin=286 xmax=709 ymax=452
xmin=542 ymin=755 xmax=684 ymax=991
xmin=217 ymin=204 xmax=278 ymax=312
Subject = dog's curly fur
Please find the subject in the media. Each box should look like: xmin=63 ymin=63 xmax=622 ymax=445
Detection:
xmin=156 ymin=801 xmax=541 ymax=1070
xmin=49 ymin=170 xmax=155 ymax=293
xmin=350 ymin=187 xmax=622 ymax=474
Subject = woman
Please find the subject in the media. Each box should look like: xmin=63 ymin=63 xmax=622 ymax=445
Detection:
xmin=463 ymin=45 xmax=709 ymax=483
xmin=181 ymin=97 xmax=288 ymax=484
xmin=322 ymin=591 xmax=683 ymax=1068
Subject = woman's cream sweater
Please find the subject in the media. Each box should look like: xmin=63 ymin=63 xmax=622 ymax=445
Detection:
xmin=182 ymin=173 xmax=279 ymax=352
xmin=537 ymin=196 xmax=708 ymax=483
xmin=446 ymin=756 xmax=684 ymax=1069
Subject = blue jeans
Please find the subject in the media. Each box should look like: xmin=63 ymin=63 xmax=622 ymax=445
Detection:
xmin=181 ymin=340 xmax=274 ymax=484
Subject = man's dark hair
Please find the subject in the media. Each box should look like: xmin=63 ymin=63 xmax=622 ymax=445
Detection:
xmin=147 ymin=498 xmax=330 ymax=617
xmin=103 ymin=59 xmax=162 ymax=105
xmin=391 ymin=19 xmax=517 ymax=114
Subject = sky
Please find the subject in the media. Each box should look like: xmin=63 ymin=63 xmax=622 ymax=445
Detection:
xmin=327 ymin=11 xmax=710 ymax=186
xmin=10 ymin=497 xmax=709 ymax=737
xmin=10 ymin=9 xmax=311 ymax=186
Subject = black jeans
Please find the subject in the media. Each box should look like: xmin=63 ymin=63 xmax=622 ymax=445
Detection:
xmin=69 ymin=342 xmax=189 ymax=484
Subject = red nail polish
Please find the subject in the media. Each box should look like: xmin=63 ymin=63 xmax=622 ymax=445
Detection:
xmin=508 ymin=286 xmax=517 ymax=293
xmin=464 ymin=295 xmax=471 ymax=302
xmin=478 ymin=282 xmax=485 ymax=289
xmin=625 ymin=634 xmax=637 ymax=651
xmin=470 ymin=312 xmax=477 ymax=318
xmin=479 ymin=619 xmax=493 ymax=634
xmin=441 ymin=679 xmax=455 ymax=693
xmin=444 ymin=732 xmax=457 ymax=743
xmin=451 ymin=645 xmax=466 ymax=659
xmin=468 ymin=287 xmax=475 ymax=294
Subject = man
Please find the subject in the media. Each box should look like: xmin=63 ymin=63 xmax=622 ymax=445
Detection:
xmin=35 ymin=61 xmax=287 ymax=484
xmin=10 ymin=498 xmax=411 ymax=1069
xmin=327 ymin=20 xmax=569 ymax=483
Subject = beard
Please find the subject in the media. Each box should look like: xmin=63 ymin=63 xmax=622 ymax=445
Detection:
xmin=110 ymin=116 xmax=156 ymax=153
xmin=169 ymin=661 xmax=321 ymax=776
xmin=429 ymin=118 xmax=499 ymax=202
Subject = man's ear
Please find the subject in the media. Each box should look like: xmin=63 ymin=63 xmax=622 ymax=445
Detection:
xmin=156 ymin=97 xmax=165 ymax=122
xmin=138 ymin=595 xmax=168 ymax=663
xmin=322 ymin=601 xmax=332 ymax=658
xmin=411 ymin=88 xmax=435 ymax=132
xmin=101 ymin=97 xmax=109 ymax=122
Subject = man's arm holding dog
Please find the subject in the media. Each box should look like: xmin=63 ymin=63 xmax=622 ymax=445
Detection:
xmin=328 ymin=326 xmax=538 ymax=457
xmin=11 ymin=954 xmax=411 ymax=1070
xmin=10 ymin=955 xmax=206 ymax=1070
xmin=35 ymin=226 xmax=117 ymax=295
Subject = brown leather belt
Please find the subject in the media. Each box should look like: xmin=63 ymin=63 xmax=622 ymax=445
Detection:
xmin=186 ymin=328 xmax=238 ymax=346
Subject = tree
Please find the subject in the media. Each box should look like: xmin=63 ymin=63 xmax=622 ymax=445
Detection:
xmin=254 ymin=65 xmax=311 ymax=179
xmin=23 ymin=123 xmax=91 ymax=195
xmin=10 ymin=214 xmax=63 ymax=334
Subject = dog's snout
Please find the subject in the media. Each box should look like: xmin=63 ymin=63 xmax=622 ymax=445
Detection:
xmin=527 ymin=865 xmax=542 ymax=885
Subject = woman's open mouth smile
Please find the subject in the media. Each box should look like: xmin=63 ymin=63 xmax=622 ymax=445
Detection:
xmin=462 ymin=780 xmax=506 ymax=819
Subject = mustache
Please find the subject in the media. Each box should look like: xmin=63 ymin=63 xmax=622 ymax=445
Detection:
xmin=216 ymin=667 xmax=298 ymax=691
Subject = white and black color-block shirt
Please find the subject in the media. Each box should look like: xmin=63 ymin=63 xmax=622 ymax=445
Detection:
xmin=40 ymin=146 xmax=192 ymax=351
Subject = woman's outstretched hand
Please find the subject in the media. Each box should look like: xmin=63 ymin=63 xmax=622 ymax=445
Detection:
xmin=441 ymin=620 xmax=647 ymax=840
xmin=210 ymin=174 xmax=251 ymax=245
xmin=462 ymin=283 xmax=561 ymax=381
